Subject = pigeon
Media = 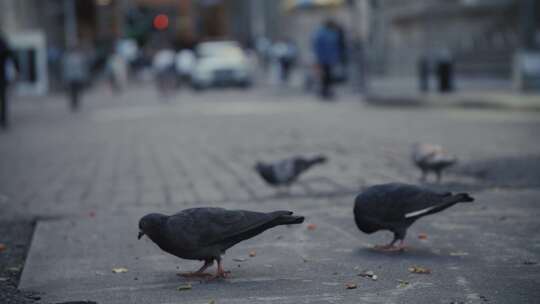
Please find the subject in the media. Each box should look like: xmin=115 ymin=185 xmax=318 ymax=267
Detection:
xmin=138 ymin=207 xmax=304 ymax=278
xmin=412 ymin=143 xmax=457 ymax=182
xmin=254 ymin=155 xmax=327 ymax=188
xmin=354 ymin=183 xmax=474 ymax=251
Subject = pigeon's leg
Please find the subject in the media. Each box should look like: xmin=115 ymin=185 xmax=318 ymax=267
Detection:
xmin=419 ymin=170 xmax=427 ymax=182
xmin=395 ymin=239 xmax=406 ymax=251
xmin=178 ymin=260 xmax=213 ymax=277
xmin=211 ymin=258 xmax=230 ymax=279
xmin=373 ymin=237 xmax=398 ymax=250
xmin=375 ymin=231 xmax=407 ymax=252
xmin=435 ymin=170 xmax=442 ymax=183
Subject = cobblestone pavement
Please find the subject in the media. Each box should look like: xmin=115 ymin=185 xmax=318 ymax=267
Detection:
xmin=1 ymin=84 xmax=540 ymax=303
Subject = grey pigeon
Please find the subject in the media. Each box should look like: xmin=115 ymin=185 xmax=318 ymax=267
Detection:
xmin=354 ymin=183 xmax=474 ymax=251
xmin=412 ymin=143 xmax=457 ymax=182
xmin=254 ymin=155 xmax=327 ymax=188
xmin=138 ymin=207 xmax=304 ymax=278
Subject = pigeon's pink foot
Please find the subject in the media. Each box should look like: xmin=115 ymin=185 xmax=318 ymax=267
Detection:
xmin=209 ymin=261 xmax=230 ymax=280
xmin=373 ymin=240 xmax=406 ymax=252
xmin=378 ymin=245 xmax=406 ymax=252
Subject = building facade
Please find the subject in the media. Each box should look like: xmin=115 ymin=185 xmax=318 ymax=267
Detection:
xmin=370 ymin=0 xmax=535 ymax=78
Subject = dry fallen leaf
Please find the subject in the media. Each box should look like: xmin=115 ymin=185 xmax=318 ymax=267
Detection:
xmin=418 ymin=233 xmax=428 ymax=240
xmin=0 ymin=243 xmax=7 ymax=253
xmin=397 ymin=279 xmax=409 ymax=288
xmin=358 ymin=270 xmax=378 ymax=281
xmin=345 ymin=283 xmax=357 ymax=289
xmin=177 ymin=283 xmax=192 ymax=291
xmin=307 ymin=224 xmax=317 ymax=231
xmin=112 ymin=267 xmax=128 ymax=274
xmin=249 ymin=250 xmax=256 ymax=257
xmin=408 ymin=266 xmax=431 ymax=274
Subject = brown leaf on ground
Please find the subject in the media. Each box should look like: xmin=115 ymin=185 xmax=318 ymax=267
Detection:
xmin=358 ymin=270 xmax=378 ymax=281
xmin=249 ymin=250 xmax=256 ymax=257
xmin=397 ymin=279 xmax=409 ymax=288
xmin=177 ymin=283 xmax=192 ymax=291
xmin=345 ymin=283 xmax=357 ymax=289
xmin=112 ymin=267 xmax=128 ymax=274
xmin=408 ymin=266 xmax=431 ymax=274
xmin=418 ymin=233 xmax=428 ymax=240
xmin=0 ymin=243 xmax=7 ymax=252
xmin=307 ymin=223 xmax=317 ymax=231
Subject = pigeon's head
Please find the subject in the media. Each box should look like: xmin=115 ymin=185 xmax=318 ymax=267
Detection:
xmin=138 ymin=213 xmax=167 ymax=240
xmin=254 ymin=162 xmax=266 ymax=172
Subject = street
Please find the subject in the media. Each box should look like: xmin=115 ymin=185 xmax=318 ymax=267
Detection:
xmin=1 ymin=84 xmax=540 ymax=303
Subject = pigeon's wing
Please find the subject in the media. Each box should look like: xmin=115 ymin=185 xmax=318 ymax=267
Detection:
xmin=273 ymin=159 xmax=296 ymax=184
xmin=164 ymin=211 xmax=203 ymax=250
xmin=168 ymin=208 xmax=275 ymax=247
xmin=385 ymin=185 xmax=452 ymax=220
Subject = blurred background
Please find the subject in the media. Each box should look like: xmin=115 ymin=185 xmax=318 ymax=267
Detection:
xmin=1 ymin=0 xmax=539 ymax=102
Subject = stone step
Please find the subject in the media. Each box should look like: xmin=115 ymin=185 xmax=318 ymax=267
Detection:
xmin=18 ymin=202 xmax=368 ymax=304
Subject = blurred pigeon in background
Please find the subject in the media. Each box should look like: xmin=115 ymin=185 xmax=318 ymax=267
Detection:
xmin=138 ymin=207 xmax=304 ymax=278
xmin=354 ymin=183 xmax=474 ymax=251
xmin=412 ymin=143 xmax=457 ymax=182
xmin=254 ymin=155 xmax=327 ymax=189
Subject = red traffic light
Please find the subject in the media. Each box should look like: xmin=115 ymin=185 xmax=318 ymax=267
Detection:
xmin=153 ymin=14 xmax=169 ymax=31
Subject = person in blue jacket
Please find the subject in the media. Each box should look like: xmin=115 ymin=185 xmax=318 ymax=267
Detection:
xmin=312 ymin=20 xmax=341 ymax=99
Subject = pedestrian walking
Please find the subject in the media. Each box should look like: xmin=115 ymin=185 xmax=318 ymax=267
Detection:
xmin=106 ymin=51 xmax=128 ymax=94
xmin=273 ymin=39 xmax=298 ymax=86
xmin=0 ymin=34 xmax=19 ymax=129
xmin=152 ymin=48 xmax=176 ymax=98
xmin=175 ymin=49 xmax=196 ymax=88
xmin=312 ymin=20 xmax=341 ymax=99
xmin=63 ymin=46 xmax=89 ymax=111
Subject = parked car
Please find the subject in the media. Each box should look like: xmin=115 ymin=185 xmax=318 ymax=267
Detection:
xmin=191 ymin=41 xmax=252 ymax=90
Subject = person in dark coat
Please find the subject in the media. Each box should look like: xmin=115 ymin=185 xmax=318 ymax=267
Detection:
xmin=312 ymin=20 xmax=341 ymax=99
xmin=63 ymin=46 xmax=89 ymax=111
xmin=0 ymin=34 xmax=19 ymax=129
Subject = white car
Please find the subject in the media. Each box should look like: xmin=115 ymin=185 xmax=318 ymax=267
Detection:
xmin=191 ymin=41 xmax=252 ymax=89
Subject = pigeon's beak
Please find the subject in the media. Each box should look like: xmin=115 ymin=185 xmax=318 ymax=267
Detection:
xmin=137 ymin=231 xmax=145 ymax=240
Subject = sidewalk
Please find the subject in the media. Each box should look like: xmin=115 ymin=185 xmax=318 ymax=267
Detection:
xmin=365 ymin=76 xmax=540 ymax=111
xmin=2 ymin=84 xmax=540 ymax=303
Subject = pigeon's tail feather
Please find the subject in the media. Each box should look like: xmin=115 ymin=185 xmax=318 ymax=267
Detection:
xmin=455 ymin=193 xmax=474 ymax=203
xmin=308 ymin=155 xmax=328 ymax=165
xmin=271 ymin=211 xmax=305 ymax=225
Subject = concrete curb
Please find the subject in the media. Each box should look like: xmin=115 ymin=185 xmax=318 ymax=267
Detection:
xmin=365 ymin=92 xmax=540 ymax=112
